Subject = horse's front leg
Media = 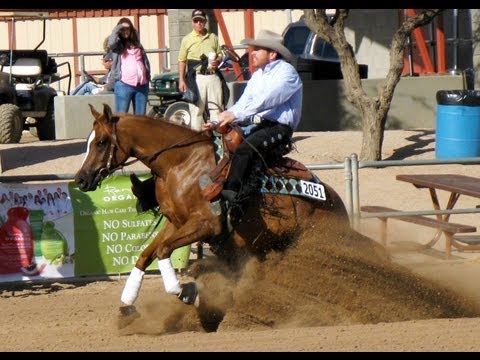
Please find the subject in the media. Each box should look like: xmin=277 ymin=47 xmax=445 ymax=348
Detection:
xmin=156 ymin=213 xmax=221 ymax=304
xmin=120 ymin=221 xmax=176 ymax=307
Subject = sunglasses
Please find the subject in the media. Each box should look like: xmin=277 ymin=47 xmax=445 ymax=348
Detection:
xmin=193 ymin=18 xmax=206 ymax=23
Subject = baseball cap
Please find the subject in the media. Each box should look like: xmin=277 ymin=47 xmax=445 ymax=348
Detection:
xmin=192 ymin=9 xmax=206 ymax=21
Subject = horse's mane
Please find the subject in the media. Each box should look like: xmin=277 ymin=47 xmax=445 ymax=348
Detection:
xmin=117 ymin=113 xmax=197 ymax=132
xmin=111 ymin=113 xmax=214 ymax=145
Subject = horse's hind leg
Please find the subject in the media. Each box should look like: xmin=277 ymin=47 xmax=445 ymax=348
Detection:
xmin=120 ymin=222 xmax=176 ymax=306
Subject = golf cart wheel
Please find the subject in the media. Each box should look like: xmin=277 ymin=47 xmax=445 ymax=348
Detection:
xmin=0 ymin=103 xmax=23 ymax=143
xmin=164 ymin=101 xmax=191 ymax=126
xmin=147 ymin=107 xmax=163 ymax=120
xmin=36 ymin=98 xmax=56 ymax=140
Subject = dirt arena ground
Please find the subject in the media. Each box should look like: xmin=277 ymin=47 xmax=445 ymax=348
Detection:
xmin=2 ymin=129 xmax=480 ymax=351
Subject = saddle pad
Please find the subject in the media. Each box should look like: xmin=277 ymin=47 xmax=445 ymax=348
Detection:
xmin=211 ymin=130 xmax=328 ymax=202
xmin=261 ymin=173 xmax=327 ymax=202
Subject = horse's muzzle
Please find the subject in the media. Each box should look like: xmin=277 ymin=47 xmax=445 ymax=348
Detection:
xmin=74 ymin=170 xmax=102 ymax=192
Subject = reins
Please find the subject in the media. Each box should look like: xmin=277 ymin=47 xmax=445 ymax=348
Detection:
xmin=98 ymin=115 xmax=286 ymax=186
xmin=98 ymin=121 xmax=139 ymax=179
xmin=142 ymin=131 xmax=211 ymax=165
xmin=98 ymin=120 xmax=211 ymax=181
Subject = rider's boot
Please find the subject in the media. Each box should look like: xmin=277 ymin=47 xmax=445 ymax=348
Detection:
xmin=130 ymin=173 xmax=158 ymax=213
xmin=221 ymin=189 xmax=238 ymax=204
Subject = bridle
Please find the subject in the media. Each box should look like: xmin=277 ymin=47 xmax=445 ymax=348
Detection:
xmin=95 ymin=121 xmax=138 ymax=185
xmin=95 ymin=120 xmax=211 ymax=185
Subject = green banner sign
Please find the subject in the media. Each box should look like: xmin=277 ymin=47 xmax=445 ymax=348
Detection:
xmin=69 ymin=174 xmax=164 ymax=276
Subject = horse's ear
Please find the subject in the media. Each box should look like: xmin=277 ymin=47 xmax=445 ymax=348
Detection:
xmin=89 ymin=104 xmax=100 ymax=118
xmin=103 ymin=103 xmax=113 ymax=120
xmin=102 ymin=103 xmax=120 ymax=124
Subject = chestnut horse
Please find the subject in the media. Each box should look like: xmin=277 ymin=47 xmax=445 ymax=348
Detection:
xmin=75 ymin=104 xmax=349 ymax=314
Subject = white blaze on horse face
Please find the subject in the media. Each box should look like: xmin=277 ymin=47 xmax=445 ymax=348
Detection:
xmin=81 ymin=130 xmax=96 ymax=167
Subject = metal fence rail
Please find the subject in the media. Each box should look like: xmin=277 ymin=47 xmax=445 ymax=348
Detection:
xmin=351 ymin=154 xmax=480 ymax=228
xmin=3 ymin=154 xmax=480 ymax=229
xmin=305 ymin=154 xmax=480 ymax=228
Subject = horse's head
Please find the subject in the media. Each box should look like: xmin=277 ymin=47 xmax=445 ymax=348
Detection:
xmin=75 ymin=103 xmax=130 ymax=192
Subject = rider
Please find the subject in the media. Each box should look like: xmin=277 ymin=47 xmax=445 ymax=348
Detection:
xmin=203 ymin=29 xmax=303 ymax=205
xmin=130 ymin=30 xmax=302 ymax=214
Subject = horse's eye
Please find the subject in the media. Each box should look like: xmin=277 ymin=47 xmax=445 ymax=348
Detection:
xmin=96 ymin=139 xmax=107 ymax=147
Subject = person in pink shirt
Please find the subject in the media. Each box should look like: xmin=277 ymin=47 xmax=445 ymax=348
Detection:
xmin=107 ymin=17 xmax=151 ymax=115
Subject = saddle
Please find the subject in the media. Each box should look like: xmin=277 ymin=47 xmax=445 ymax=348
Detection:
xmin=200 ymin=126 xmax=314 ymax=202
xmin=130 ymin=125 xmax=315 ymax=213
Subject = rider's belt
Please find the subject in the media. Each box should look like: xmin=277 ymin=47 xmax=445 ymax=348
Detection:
xmin=198 ymin=69 xmax=216 ymax=75
xmin=247 ymin=115 xmax=276 ymax=125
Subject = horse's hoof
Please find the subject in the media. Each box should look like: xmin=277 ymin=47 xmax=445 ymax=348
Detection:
xmin=178 ymin=282 xmax=200 ymax=307
xmin=117 ymin=305 xmax=140 ymax=329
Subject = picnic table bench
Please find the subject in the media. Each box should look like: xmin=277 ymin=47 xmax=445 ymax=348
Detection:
xmin=361 ymin=205 xmax=477 ymax=257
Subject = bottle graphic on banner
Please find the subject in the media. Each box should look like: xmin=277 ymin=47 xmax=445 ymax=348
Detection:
xmin=0 ymin=207 xmax=34 ymax=274
xmin=40 ymin=221 xmax=68 ymax=265
xmin=29 ymin=209 xmax=45 ymax=257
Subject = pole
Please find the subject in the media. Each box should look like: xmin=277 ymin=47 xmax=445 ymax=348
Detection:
xmin=343 ymin=156 xmax=353 ymax=225
xmin=350 ymin=153 xmax=360 ymax=230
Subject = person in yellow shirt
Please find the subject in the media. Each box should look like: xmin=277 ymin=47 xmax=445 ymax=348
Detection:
xmin=178 ymin=9 xmax=226 ymax=131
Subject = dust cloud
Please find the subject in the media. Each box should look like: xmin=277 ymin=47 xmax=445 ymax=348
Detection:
xmin=121 ymin=216 xmax=480 ymax=334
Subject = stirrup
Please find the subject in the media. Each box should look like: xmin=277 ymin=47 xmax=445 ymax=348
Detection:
xmin=221 ymin=189 xmax=238 ymax=204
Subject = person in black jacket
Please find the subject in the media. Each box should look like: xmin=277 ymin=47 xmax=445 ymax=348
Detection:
xmin=107 ymin=17 xmax=151 ymax=114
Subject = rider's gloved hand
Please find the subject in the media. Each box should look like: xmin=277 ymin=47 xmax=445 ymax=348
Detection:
xmin=203 ymin=111 xmax=236 ymax=132
xmin=203 ymin=121 xmax=218 ymax=131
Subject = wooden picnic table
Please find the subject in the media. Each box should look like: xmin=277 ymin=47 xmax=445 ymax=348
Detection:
xmin=396 ymin=173 xmax=480 ymax=256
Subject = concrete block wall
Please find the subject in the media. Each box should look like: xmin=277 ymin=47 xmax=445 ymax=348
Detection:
xmin=228 ymin=75 xmax=465 ymax=132
xmin=346 ymin=9 xmax=398 ymax=79
xmin=297 ymin=75 xmax=464 ymax=131
xmin=54 ymin=75 xmax=465 ymax=140
xmin=54 ymin=95 xmax=116 ymax=140
xmin=54 ymin=93 xmax=160 ymax=140
xmin=167 ymin=9 xmax=195 ymax=72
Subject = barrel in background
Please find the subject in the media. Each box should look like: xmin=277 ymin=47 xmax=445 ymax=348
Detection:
xmin=436 ymin=90 xmax=480 ymax=159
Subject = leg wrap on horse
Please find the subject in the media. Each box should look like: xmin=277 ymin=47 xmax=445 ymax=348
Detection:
xmin=158 ymin=258 xmax=182 ymax=295
xmin=121 ymin=267 xmax=145 ymax=306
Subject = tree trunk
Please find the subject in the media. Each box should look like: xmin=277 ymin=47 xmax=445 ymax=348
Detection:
xmin=360 ymin=105 xmax=388 ymax=160
xmin=303 ymin=9 xmax=443 ymax=161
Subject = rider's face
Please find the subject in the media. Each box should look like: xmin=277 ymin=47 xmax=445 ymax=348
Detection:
xmin=251 ymin=47 xmax=276 ymax=69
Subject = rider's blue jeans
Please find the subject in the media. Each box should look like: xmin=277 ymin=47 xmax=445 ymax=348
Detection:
xmin=114 ymin=81 xmax=149 ymax=115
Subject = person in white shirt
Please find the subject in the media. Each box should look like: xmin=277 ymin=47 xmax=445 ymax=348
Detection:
xmin=203 ymin=30 xmax=303 ymax=206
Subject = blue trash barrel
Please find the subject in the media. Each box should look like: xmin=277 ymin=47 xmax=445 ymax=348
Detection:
xmin=436 ymin=90 xmax=480 ymax=159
